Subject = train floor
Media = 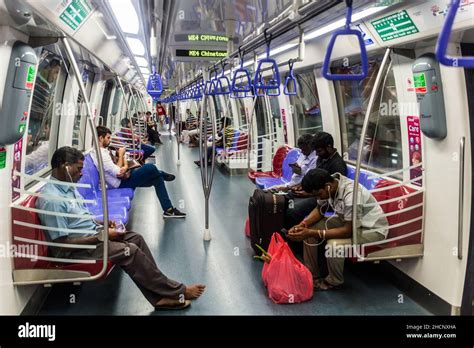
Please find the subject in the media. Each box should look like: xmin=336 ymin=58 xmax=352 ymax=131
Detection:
xmin=39 ymin=133 xmax=433 ymax=315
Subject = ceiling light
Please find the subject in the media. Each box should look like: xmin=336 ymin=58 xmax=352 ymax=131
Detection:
xmin=305 ymin=6 xmax=388 ymax=41
xmin=109 ymin=0 xmax=139 ymax=35
xmin=135 ymin=56 xmax=149 ymax=67
xmin=127 ymin=38 xmax=145 ymax=55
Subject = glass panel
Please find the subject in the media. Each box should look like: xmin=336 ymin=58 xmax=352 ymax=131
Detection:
xmin=72 ymin=69 xmax=94 ymax=150
xmin=25 ymin=50 xmax=62 ymax=175
xmin=288 ymin=70 xmax=323 ymax=139
xmin=333 ymin=57 xmax=403 ymax=176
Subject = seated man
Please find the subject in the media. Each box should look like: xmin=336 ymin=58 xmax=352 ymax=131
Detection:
xmin=37 ymin=147 xmax=205 ymax=309
xmin=120 ymin=118 xmax=155 ymax=161
xmin=93 ymin=126 xmax=186 ymax=218
xmin=268 ymin=134 xmax=317 ymax=191
xmin=194 ymin=117 xmax=233 ymax=167
xmin=286 ymin=132 xmax=347 ymax=228
xmin=146 ymin=111 xmax=162 ymax=145
xmin=287 ymin=168 xmax=388 ymax=290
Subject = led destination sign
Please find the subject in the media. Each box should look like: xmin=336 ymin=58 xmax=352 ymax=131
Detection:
xmin=176 ymin=49 xmax=227 ymax=58
xmin=175 ymin=34 xmax=229 ymax=43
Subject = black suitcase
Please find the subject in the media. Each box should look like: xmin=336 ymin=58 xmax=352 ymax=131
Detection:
xmin=248 ymin=189 xmax=285 ymax=254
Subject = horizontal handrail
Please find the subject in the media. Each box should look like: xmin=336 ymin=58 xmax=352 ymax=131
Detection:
xmin=13 ymin=220 xmax=97 ymax=235
xmin=11 ymin=205 xmax=97 ymax=219
xmin=369 ymin=176 xmax=423 ymax=193
xmin=361 ymin=216 xmax=423 ymax=235
xmin=14 ymin=171 xmax=92 ymax=189
xmin=364 ymin=190 xmax=423 ymax=207
xmin=14 ymin=236 xmax=97 ymax=250
xmin=13 ymin=188 xmax=95 ymax=204
xmin=13 ymin=252 xmax=97 ymax=264
xmin=361 ymin=229 xmax=422 ymax=247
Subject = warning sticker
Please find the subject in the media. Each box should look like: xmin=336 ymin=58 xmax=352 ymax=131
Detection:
xmin=371 ymin=10 xmax=419 ymax=42
xmin=0 ymin=148 xmax=6 ymax=169
xmin=413 ymin=72 xmax=427 ymax=94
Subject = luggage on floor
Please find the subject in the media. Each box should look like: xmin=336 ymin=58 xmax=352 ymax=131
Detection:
xmin=248 ymin=189 xmax=285 ymax=254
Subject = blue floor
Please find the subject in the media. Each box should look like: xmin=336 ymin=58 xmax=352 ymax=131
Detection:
xmin=39 ymin=133 xmax=432 ymax=315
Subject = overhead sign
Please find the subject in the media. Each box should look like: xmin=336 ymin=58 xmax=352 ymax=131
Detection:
xmin=371 ymin=10 xmax=419 ymax=42
xmin=57 ymin=0 xmax=93 ymax=31
xmin=175 ymin=34 xmax=228 ymax=43
xmin=175 ymin=49 xmax=227 ymax=59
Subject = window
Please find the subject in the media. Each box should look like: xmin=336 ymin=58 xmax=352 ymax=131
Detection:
xmin=288 ymin=70 xmax=322 ymax=140
xmin=334 ymin=57 xmax=403 ymax=175
xmin=235 ymin=97 xmax=248 ymax=128
xmin=25 ymin=50 xmax=62 ymax=175
xmin=72 ymin=68 xmax=95 ymax=150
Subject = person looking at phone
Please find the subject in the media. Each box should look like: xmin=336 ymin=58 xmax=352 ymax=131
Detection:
xmin=91 ymin=126 xmax=186 ymax=219
xmin=267 ymin=134 xmax=317 ymax=192
xmin=37 ymin=147 xmax=205 ymax=310
xmin=286 ymin=131 xmax=347 ymax=227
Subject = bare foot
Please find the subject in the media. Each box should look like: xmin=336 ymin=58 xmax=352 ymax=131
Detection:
xmin=184 ymin=284 xmax=206 ymax=300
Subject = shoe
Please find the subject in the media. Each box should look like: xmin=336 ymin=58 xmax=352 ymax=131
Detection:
xmin=194 ymin=160 xmax=201 ymax=167
xmin=162 ymin=173 xmax=175 ymax=181
xmin=163 ymin=207 xmax=186 ymax=219
xmin=155 ymin=299 xmax=191 ymax=310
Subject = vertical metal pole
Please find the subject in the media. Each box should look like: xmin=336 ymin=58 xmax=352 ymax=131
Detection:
xmin=352 ymin=48 xmax=391 ymax=249
xmin=61 ymin=37 xmax=108 ymax=279
xmin=176 ymin=97 xmax=181 ymax=165
xmin=116 ymin=77 xmax=137 ymax=153
xmin=458 ymin=136 xmax=465 ymax=260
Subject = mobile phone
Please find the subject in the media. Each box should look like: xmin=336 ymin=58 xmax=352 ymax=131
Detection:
xmin=289 ymin=162 xmax=297 ymax=167
xmin=280 ymin=228 xmax=288 ymax=237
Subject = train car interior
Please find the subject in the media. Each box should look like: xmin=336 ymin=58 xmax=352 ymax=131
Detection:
xmin=0 ymin=0 xmax=473 ymax=320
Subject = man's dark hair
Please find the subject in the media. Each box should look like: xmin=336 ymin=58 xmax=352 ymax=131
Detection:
xmin=146 ymin=111 xmax=151 ymax=115
xmin=301 ymin=168 xmax=334 ymax=193
xmin=313 ymin=131 xmax=334 ymax=149
xmin=220 ymin=117 xmax=232 ymax=127
xmin=51 ymin=146 xmax=84 ymax=169
xmin=96 ymin=126 xmax=112 ymax=138
xmin=121 ymin=118 xmax=130 ymax=127
xmin=297 ymin=134 xmax=314 ymax=149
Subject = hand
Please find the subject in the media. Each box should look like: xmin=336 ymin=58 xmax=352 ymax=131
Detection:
xmin=108 ymin=228 xmax=125 ymax=241
xmin=116 ymin=167 xmax=130 ymax=179
xmin=292 ymin=190 xmax=313 ymax=198
xmin=291 ymin=164 xmax=302 ymax=175
xmin=287 ymin=226 xmax=315 ymax=242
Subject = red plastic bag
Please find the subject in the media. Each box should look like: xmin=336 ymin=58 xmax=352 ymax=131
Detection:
xmin=244 ymin=218 xmax=250 ymax=238
xmin=262 ymin=233 xmax=313 ymax=304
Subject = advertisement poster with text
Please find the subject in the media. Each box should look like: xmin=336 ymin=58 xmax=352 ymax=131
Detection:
xmin=407 ymin=116 xmax=422 ymax=186
xmin=12 ymin=139 xmax=23 ymax=201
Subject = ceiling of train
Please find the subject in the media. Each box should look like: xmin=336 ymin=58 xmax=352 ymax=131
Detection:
xmin=0 ymin=0 xmax=414 ymax=91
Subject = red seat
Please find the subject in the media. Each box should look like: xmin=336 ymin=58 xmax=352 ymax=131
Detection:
xmin=248 ymin=145 xmax=290 ymax=183
xmin=363 ymin=179 xmax=423 ymax=256
xmin=12 ymin=195 xmax=114 ymax=279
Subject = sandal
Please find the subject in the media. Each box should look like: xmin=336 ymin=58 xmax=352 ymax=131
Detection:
xmin=314 ymin=279 xmax=343 ymax=291
xmin=154 ymin=299 xmax=191 ymax=310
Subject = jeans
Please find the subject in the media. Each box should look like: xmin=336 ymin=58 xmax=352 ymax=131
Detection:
xmin=119 ymin=163 xmax=173 ymax=211
xmin=140 ymin=143 xmax=155 ymax=160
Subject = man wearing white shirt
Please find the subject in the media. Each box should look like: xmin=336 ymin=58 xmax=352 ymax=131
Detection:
xmin=92 ymin=126 xmax=185 ymax=218
xmin=269 ymin=134 xmax=317 ymax=191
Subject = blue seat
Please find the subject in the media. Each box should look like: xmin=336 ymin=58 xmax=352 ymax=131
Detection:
xmin=255 ymin=148 xmax=301 ymax=189
xmin=217 ymin=129 xmax=239 ymax=155
xmin=77 ymin=155 xmax=134 ymax=223
xmin=346 ymin=165 xmax=381 ymax=190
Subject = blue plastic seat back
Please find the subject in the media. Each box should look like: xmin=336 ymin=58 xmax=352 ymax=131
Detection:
xmin=282 ymin=148 xmax=301 ymax=182
xmin=77 ymin=155 xmax=100 ymax=198
xmin=345 ymin=165 xmax=381 ymax=190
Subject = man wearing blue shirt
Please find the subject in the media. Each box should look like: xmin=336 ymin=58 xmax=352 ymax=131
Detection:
xmin=37 ymin=147 xmax=205 ymax=310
